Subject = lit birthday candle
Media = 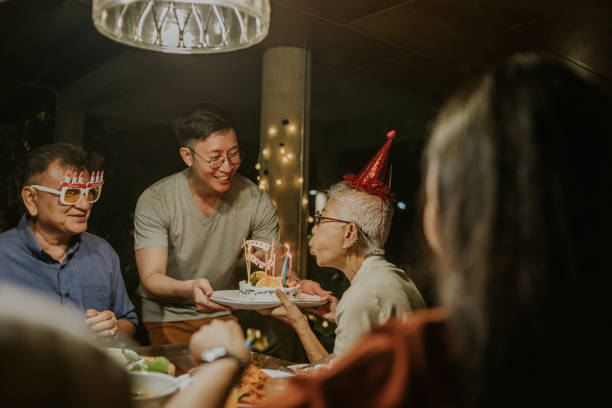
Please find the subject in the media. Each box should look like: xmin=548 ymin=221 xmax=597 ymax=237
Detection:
xmin=265 ymin=251 xmax=269 ymax=276
xmin=281 ymin=244 xmax=289 ymax=286
xmin=269 ymin=238 xmax=275 ymax=276
xmin=243 ymin=238 xmax=250 ymax=281
xmin=288 ymin=252 xmax=293 ymax=283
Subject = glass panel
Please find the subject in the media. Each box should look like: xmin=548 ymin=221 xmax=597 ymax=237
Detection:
xmin=87 ymin=187 xmax=101 ymax=202
xmin=63 ymin=188 xmax=82 ymax=203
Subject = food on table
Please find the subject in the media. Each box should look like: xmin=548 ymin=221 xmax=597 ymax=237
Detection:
xmin=106 ymin=347 xmax=138 ymax=366
xmin=235 ymin=365 xmax=270 ymax=405
xmin=106 ymin=348 xmax=176 ymax=376
xmin=136 ymin=356 xmax=176 ymax=376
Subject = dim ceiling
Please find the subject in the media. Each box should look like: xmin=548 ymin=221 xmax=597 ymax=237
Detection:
xmin=1 ymin=0 xmax=611 ymax=148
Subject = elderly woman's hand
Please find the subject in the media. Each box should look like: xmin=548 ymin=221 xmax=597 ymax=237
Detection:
xmin=305 ymin=295 xmax=338 ymax=323
xmin=299 ymin=279 xmax=332 ymax=300
xmin=258 ymin=290 xmax=307 ymax=328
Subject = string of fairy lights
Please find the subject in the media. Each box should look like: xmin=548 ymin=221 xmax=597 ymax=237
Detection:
xmin=256 ymin=121 xmax=304 ymax=194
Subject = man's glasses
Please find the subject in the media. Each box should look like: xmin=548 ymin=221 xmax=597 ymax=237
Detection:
xmin=30 ymin=185 xmax=102 ymax=205
xmin=189 ymin=148 xmax=243 ymax=170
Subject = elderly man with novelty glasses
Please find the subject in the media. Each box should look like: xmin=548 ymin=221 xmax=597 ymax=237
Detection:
xmin=0 ymin=143 xmax=137 ymax=340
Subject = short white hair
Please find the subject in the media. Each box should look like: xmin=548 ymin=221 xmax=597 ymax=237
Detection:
xmin=327 ymin=182 xmax=394 ymax=256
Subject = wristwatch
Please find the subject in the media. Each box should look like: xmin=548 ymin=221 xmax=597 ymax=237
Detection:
xmin=200 ymin=346 xmax=248 ymax=369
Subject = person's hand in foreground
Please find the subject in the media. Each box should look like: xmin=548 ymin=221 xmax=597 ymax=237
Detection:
xmin=166 ymin=320 xmax=249 ymax=408
xmin=189 ymin=319 xmax=249 ymax=364
xmin=192 ymin=278 xmax=233 ymax=312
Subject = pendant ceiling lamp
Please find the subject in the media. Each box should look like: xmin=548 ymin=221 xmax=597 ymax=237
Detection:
xmin=92 ymin=0 xmax=270 ymax=54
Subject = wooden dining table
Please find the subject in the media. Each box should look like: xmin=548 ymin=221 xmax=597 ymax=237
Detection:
xmin=131 ymin=343 xmax=296 ymax=377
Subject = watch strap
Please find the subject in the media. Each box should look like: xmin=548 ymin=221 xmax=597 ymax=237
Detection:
xmin=200 ymin=349 xmax=249 ymax=369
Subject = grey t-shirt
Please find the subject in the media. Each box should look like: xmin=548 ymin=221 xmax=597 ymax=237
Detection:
xmin=134 ymin=170 xmax=280 ymax=322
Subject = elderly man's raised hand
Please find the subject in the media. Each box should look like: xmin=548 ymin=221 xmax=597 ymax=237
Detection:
xmin=192 ymin=278 xmax=232 ymax=312
xmin=257 ymin=289 xmax=307 ymax=328
xmin=85 ymin=309 xmax=118 ymax=338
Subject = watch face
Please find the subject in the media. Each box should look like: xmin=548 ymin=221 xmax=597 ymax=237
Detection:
xmin=203 ymin=346 xmax=227 ymax=362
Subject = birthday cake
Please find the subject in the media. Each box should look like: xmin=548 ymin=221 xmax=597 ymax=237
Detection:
xmin=238 ymin=277 xmax=300 ymax=302
xmin=240 ymin=240 xmax=300 ymax=302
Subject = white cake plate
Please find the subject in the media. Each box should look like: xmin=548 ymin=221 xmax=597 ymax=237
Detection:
xmin=210 ymin=290 xmax=328 ymax=311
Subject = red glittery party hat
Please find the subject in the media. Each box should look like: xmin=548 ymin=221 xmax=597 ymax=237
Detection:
xmin=343 ymin=130 xmax=396 ymax=203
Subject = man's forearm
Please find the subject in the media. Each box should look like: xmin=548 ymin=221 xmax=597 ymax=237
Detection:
xmin=165 ymin=359 xmax=242 ymax=408
xmin=117 ymin=320 xmax=136 ymax=338
xmin=141 ymin=273 xmax=194 ymax=302
xmin=294 ymin=315 xmax=330 ymax=363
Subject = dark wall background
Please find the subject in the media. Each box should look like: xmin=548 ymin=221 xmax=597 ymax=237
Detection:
xmin=0 ymin=84 xmax=55 ymax=232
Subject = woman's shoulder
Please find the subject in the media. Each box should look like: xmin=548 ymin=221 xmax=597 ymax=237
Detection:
xmin=356 ymin=256 xmax=410 ymax=287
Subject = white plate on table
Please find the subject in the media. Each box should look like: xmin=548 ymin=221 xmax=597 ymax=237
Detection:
xmin=210 ymin=290 xmax=327 ymax=310
xmin=106 ymin=347 xmax=140 ymax=366
xmin=260 ymin=369 xmax=294 ymax=378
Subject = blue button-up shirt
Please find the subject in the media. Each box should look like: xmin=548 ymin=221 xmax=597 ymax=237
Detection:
xmin=0 ymin=216 xmax=137 ymax=326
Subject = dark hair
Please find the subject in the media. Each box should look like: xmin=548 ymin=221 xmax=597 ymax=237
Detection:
xmin=1 ymin=318 xmax=131 ymax=408
xmin=173 ymin=103 xmax=236 ymax=147
xmin=425 ymin=54 xmax=612 ymax=406
xmin=24 ymin=143 xmax=88 ymax=186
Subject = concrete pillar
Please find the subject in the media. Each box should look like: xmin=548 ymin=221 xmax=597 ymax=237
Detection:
xmin=55 ymin=95 xmax=84 ymax=146
xmin=258 ymin=47 xmax=311 ymax=279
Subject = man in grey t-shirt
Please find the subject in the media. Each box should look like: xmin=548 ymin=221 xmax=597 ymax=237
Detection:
xmin=134 ymin=104 xmax=328 ymax=349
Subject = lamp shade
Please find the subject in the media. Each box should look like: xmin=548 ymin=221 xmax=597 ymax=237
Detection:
xmin=92 ymin=0 xmax=270 ymax=54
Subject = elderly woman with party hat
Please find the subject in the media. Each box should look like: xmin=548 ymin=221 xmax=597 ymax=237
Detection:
xmin=259 ymin=130 xmax=426 ymax=363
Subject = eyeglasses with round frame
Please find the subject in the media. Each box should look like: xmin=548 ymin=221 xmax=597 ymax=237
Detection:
xmin=313 ymin=210 xmax=351 ymax=227
xmin=313 ymin=210 xmax=370 ymax=238
xmin=188 ymin=147 xmax=243 ymax=170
